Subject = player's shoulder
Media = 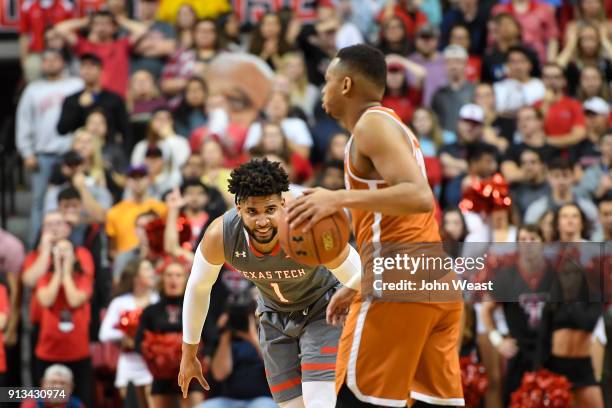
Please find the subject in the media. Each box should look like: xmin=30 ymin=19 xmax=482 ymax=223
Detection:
xmin=204 ymin=215 xmax=225 ymax=242
xmin=353 ymin=107 xmax=408 ymax=146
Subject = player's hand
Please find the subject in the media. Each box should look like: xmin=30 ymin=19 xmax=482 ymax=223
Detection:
xmin=496 ymin=337 xmax=518 ymax=359
xmin=178 ymin=353 xmax=210 ymax=398
xmin=286 ymin=187 xmax=342 ymax=232
xmin=326 ymin=286 xmax=356 ymax=326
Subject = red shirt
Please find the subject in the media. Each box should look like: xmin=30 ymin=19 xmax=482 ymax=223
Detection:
xmin=0 ymin=284 xmax=8 ymax=372
xmin=466 ymin=56 xmax=482 ymax=83
xmin=538 ymin=96 xmax=586 ymax=137
xmin=74 ymin=37 xmax=131 ymax=98
xmin=19 ymin=0 xmax=74 ymax=52
xmin=34 ymin=248 xmax=94 ymax=362
xmin=377 ymin=6 xmax=428 ymax=39
xmin=190 ymin=124 xmax=249 ymax=168
xmin=382 ymin=87 xmax=422 ymax=125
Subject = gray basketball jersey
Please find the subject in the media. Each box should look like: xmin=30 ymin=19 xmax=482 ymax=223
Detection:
xmin=222 ymin=208 xmax=338 ymax=312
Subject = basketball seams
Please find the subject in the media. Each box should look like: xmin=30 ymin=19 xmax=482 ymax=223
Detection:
xmin=310 ymin=226 xmax=322 ymax=265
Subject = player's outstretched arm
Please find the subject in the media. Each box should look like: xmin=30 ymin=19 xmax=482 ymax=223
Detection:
xmin=178 ymin=216 xmax=225 ymax=397
xmin=287 ymin=112 xmax=435 ymax=231
xmin=323 ymin=244 xmax=361 ymax=291
xmin=324 ymin=244 xmax=362 ymax=326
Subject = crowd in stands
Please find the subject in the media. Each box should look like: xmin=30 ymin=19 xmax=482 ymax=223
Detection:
xmin=1 ymin=0 xmax=611 ymax=407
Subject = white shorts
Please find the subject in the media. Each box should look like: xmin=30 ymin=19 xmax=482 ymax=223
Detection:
xmin=115 ymin=352 xmax=153 ymax=388
xmin=592 ymin=316 xmax=607 ymax=346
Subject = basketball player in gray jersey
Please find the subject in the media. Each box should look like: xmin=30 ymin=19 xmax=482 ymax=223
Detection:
xmin=179 ymin=159 xmax=362 ymax=408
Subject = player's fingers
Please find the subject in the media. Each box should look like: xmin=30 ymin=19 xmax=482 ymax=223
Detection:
xmin=302 ymin=188 xmax=315 ymax=195
xmin=197 ymin=372 xmax=210 ymax=391
xmin=302 ymin=209 xmax=322 ymax=232
xmin=287 ymin=201 xmax=306 ymax=222
xmin=179 ymin=375 xmax=189 ymax=398
xmin=292 ymin=208 xmax=314 ymax=231
xmin=286 ymin=195 xmax=306 ymax=213
xmin=326 ymin=304 xmax=336 ymax=325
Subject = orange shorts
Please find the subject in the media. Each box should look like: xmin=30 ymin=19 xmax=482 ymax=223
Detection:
xmin=335 ymin=297 xmax=465 ymax=407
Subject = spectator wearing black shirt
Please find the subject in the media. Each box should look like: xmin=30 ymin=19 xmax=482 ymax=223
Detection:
xmin=481 ymin=13 xmax=540 ymax=84
xmin=574 ymin=97 xmax=610 ymax=169
xmin=575 ymin=131 xmax=612 ymax=202
xmin=509 ymin=149 xmax=550 ymax=218
xmin=295 ymin=17 xmax=338 ymax=87
xmin=57 ymin=53 xmax=131 ymax=151
xmin=135 ymin=260 xmax=204 ymax=407
xmin=203 ymin=292 xmax=275 ymax=408
xmin=444 ymin=142 xmax=498 ymax=208
xmin=439 ymin=103 xmax=486 ymax=181
xmin=501 ymin=106 xmax=558 ymax=184
xmin=440 ymin=0 xmax=489 ymax=56
xmin=481 ymin=224 xmax=555 ymax=405
xmin=524 ymin=158 xmax=600 ymax=231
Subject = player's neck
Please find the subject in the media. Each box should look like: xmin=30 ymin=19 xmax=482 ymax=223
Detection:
xmin=343 ymin=101 xmax=382 ymax=132
xmin=251 ymin=236 xmax=279 ymax=254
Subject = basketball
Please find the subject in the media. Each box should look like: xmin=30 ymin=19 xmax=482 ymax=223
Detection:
xmin=279 ymin=209 xmax=351 ymax=266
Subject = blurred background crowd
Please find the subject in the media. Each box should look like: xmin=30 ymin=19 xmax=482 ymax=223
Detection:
xmin=0 ymin=0 xmax=611 ymax=407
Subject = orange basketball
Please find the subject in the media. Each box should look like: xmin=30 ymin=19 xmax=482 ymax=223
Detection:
xmin=279 ymin=209 xmax=351 ymax=266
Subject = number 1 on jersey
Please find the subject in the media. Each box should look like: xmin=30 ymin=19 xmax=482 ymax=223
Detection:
xmin=271 ymin=282 xmax=290 ymax=303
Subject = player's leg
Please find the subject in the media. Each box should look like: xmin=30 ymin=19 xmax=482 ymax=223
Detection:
xmin=410 ymin=302 xmax=465 ymax=407
xmin=336 ymin=382 xmax=380 ymax=407
xmin=277 ymin=397 xmax=306 ymax=408
xmin=298 ymin=292 xmax=343 ymax=408
xmin=337 ymin=300 xmax=431 ymax=407
xmin=302 ymin=381 xmax=336 ymax=407
xmin=259 ymin=310 xmax=304 ymax=405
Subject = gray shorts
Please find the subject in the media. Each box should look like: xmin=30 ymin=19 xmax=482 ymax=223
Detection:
xmin=258 ymin=286 xmax=342 ymax=403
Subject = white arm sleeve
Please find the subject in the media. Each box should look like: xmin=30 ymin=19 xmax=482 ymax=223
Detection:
xmin=328 ymin=245 xmax=362 ymax=291
xmin=182 ymin=244 xmax=223 ymax=344
xmin=98 ymin=297 xmax=125 ymax=342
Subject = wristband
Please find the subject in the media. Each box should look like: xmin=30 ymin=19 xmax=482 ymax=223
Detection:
xmin=488 ymin=330 xmax=503 ymax=347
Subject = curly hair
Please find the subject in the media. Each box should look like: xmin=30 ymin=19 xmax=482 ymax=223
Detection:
xmin=228 ymin=158 xmax=289 ymax=204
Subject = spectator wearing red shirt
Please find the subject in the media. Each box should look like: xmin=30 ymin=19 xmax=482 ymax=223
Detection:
xmin=378 ymin=0 xmax=428 ymax=41
xmin=537 ymin=63 xmax=587 ymax=150
xmin=248 ymin=121 xmax=314 ymax=184
xmin=52 ymin=10 xmax=148 ymax=98
xmin=33 ymin=238 xmax=94 ymax=408
xmin=382 ymin=55 xmax=426 ymax=125
xmin=19 ymin=0 xmax=74 ymax=82
xmin=0 ymin=228 xmax=25 ymax=387
xmin=492 ymin=0 xmax=559 ymax=63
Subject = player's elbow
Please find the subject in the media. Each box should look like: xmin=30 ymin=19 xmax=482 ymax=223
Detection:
xmin=408 ymin=188 xmax=435 ymax=214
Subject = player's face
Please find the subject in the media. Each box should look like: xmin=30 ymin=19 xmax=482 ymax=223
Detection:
xmin=238 ymin=195 xmax=284 ymax=244
xmin=322 ymin=59 xmax=346 ymax=119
